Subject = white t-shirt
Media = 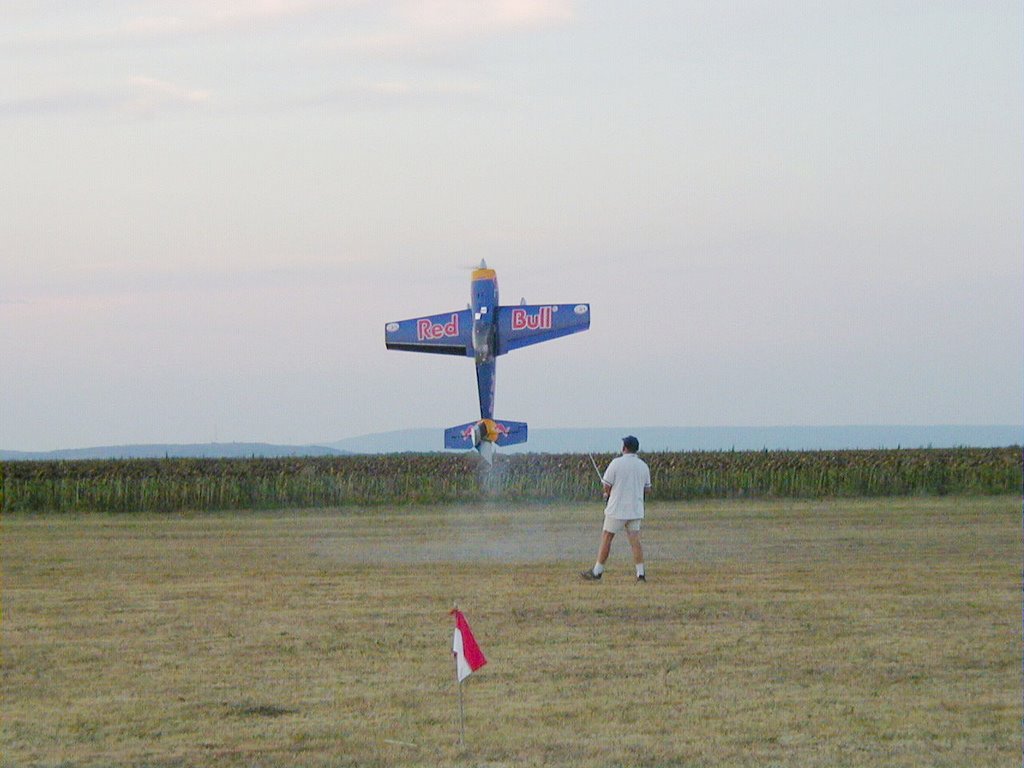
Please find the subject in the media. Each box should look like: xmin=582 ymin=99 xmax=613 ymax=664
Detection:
xmin=602 ymin=453 xmax=652 ymax=519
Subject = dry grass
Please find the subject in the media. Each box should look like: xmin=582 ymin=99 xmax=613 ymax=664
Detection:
xmin=2 ymin=497 xmax=1020 ymax=767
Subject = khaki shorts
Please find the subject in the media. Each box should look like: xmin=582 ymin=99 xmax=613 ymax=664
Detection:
xmin=603 ymin=516 xmax=641 ymax=534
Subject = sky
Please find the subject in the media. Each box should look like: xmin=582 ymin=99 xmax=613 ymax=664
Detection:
xmin=2 ymin=1 xmax=1021 ymax=451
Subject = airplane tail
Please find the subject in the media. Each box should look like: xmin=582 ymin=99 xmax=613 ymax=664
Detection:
xmin=444 ymin=418 xmax=528 ymax=449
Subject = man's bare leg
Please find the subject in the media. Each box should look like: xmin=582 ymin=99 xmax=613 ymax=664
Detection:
xmin=597 ymin=530 xmax=615 ymax=566
xmin=626 ymin=530 xmax=645 ymax=580
xmin=581 ymin=531 xmax=616 ymax=580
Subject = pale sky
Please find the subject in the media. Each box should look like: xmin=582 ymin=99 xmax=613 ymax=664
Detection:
xmin=2 ymin=1 xmax=1021 ymax=451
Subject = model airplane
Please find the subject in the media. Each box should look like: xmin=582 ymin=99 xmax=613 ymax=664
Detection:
xmin=385 ymin=261 xmax=590 ymax=460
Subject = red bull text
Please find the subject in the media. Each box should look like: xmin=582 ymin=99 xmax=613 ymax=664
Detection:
xmin=417 ymin=314 xmax=460 ymax=340
xmin=511 ymin=306 xmax=554 ymax=331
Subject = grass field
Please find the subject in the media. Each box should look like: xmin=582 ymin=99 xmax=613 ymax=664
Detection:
xmin=2 ymin=497 xmax=1020 ymax=767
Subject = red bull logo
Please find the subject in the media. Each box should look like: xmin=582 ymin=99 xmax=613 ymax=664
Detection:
xmin=511 ymin=306 xmax=553 ymax=331
xmin=417 ymin=313 xmax=459 ymax=341
xmin=478 ymin=419 xmax=507 ymax=443
xmin=456 ymin=420 xmax=506 ymax=444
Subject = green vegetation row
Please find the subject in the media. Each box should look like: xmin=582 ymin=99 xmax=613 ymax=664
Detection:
xmin=2 ymin=447 xmax=1020 ymax=513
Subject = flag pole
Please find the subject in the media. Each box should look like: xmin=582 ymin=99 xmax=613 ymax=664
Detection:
xmin=452 ymin=602 xmax=465 ymax=747
xmin=455 ymin=656 xmax=465 ymax=747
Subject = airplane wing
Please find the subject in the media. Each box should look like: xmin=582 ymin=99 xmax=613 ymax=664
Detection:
xmin=495 ymin=303 xmax=590 ymax=354
xmin=444 ymin=419 xmax=528 ymax=448
xmin=385 ymin=309 xmax=473 ymax=356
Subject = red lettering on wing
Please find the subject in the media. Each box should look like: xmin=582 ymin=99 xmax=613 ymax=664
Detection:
xmin=511 ymin=306 xmax=553 ymax=332
xmin=417 ymin=314 xmax=460 ymax=341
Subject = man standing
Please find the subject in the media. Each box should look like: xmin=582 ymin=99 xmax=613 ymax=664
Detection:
xmin=581 ymin=435 xmax=652 ymax=582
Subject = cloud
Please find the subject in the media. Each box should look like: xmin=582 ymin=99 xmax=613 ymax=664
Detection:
xmin=0 ymin=76 xmax=212 ymax=119
xmin=313 ymin=77 xmax=488 ymax=106
xmin=2 ymin=260 xmax=389 ymax=309
xmin=401 ymin=0 xmax=574 ymax=34
xmin=118 ymin=0 xmax=347 ymax=38
xmin=0 ymin=72 xmax=490 ymax=120
xmin=329 ymin=0 xmax=576 ymax=55
xmin=112 ymin=0 xmax=574 ymax=42
xmin=9 ymin=0 xmax=574 ymax=49
xmin=1 ymin=0 xmax=574 ymax=117
xmin=0 ymin=91 xmax=119 ymax=118
xmin=125 ymin=75 xmax=212 ymax=114
xmin=7 ymin=1 xmax=352 ymax=46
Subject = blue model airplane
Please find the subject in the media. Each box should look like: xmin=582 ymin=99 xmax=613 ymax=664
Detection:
xmin=385 ymin=261 xmax=590 ymax=459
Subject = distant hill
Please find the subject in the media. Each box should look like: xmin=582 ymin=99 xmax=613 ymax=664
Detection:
xmin=0 ymin=442 xmax=350 ymax=461
xmin=326 ymin=425 xmax=1024 ymax=454
xmin=3 ymin=426 xmax=1020 ymax=461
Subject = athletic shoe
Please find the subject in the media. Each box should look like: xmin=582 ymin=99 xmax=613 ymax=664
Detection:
xmin=636 ymin=574 xmax=646 ymax=583
xmin=579 ymin=569 xmax=602 ymax=581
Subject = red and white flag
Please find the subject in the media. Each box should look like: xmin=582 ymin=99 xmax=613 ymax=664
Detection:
xmin=451 ymin=609 xmax=487 ymax=682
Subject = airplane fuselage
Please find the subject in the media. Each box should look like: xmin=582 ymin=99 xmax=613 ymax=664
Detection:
xmin=470 ymin=265 xmax=498 ymax=420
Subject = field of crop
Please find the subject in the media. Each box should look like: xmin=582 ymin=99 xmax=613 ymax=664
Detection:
xmin=2 ymin=447 xmax=1020 ymax=513
xmin=2 ymin=496 xmax=1019 ymax=767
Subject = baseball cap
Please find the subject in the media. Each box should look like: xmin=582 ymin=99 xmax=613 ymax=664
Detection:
xmin=622 ymin=435 xmax=639 ymax=451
